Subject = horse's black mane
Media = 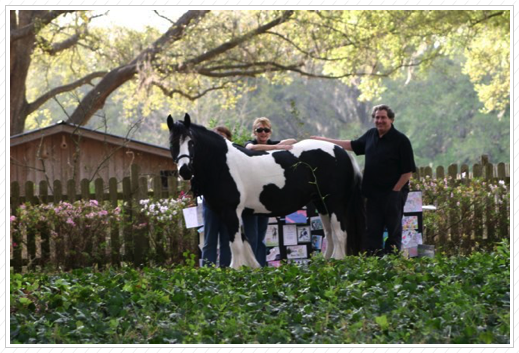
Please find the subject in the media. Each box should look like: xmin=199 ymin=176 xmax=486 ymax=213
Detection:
xmin=171 ymin=120 xmax=226 ymax=147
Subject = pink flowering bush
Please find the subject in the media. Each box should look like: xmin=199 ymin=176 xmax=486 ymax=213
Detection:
xmin=11 ymin=200 xmax=121 ymax=269
xmin=410 ymin=176 xmax=509 ymax=254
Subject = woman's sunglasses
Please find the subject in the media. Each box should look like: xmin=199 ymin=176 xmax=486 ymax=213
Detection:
xmin=255 ymin=127 xmax=271 ymax=133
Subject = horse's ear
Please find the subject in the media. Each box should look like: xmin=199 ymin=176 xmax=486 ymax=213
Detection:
xmin=167 ymin=115 xmax=174 ymax=131
xmin=184 ymin=113 xmax=191 ymax=128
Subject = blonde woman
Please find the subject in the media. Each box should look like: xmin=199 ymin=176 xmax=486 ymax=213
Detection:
xmin=243 ymin=117 xmax=297 ymax=266
xmin=245 ymin=117 xmax=297 ymax=151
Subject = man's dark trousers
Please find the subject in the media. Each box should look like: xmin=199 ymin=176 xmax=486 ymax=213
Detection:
xmin=364 ymin=189 xmax=409 ymax=256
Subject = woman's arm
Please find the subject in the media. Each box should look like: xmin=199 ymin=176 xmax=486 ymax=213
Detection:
xmin=246 ymin=144 xmax=293 ymax=151
xmin=279 ymin=138 xmax=297 ymax=145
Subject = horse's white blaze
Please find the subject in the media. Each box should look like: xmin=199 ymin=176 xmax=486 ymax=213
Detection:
xmin=176 ymin=136 xmax=192 ymax=171
xmin=225 ymin=140 xmax=286 ymax=213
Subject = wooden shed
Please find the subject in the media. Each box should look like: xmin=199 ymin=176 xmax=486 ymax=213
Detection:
xmin=10 ymin=121 xmax=176 ymax=195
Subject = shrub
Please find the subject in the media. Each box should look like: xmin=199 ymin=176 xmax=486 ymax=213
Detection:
xmin=135 ymin=192 xmax=196 ymax=264
xmin=10 ymin=240 xmax=510 ymax=344
xmin=11 ymin=200 xmax=121 ymax=269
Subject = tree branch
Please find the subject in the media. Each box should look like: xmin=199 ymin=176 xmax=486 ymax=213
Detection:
xmin=11 ymin=10 xmax=75 ymax=42
xmin=197 ymin=61 xmax=303 ymax=77
xmin=469 ymin=10 xmax=506 ymax=27
xmin=177 ymin=10 xmax=294 ymax=72
xmin=44 ymin=33 xmax=81 ymax=55
xmin=28 ymin=71 xmax=108 ymax=114
xmin=66 ymin=10 xmax=210 ymax=126
xmin=152 ymin=80 xmax=234 ymax=100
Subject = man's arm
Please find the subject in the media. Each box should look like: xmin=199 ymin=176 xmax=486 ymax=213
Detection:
xmin=310 ymin=136 xmax=352 ymax=151
xmin=393 ymin=172 xmax=413 ymax=191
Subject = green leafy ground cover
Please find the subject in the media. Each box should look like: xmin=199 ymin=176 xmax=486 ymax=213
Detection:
xmin=11 ymin=242 xmax=509 ymax=344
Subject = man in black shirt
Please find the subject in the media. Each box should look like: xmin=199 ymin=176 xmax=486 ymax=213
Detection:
xmin=311 ymin=105 xmax=416 ymax=256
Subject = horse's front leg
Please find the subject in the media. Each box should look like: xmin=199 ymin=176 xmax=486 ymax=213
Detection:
xmin=224 ymin=208 xmax=261 ymax=269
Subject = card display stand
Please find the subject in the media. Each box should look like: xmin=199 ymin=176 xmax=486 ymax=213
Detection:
xmin=401 ymin=191 xmax=424 ymax=257
xmin=268 ymin=191 xmax=425 ymax=263
xmin=266 ymin=203 xmax=324 ymax=267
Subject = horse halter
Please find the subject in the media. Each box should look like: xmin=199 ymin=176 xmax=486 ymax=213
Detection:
xmin=174 ymin=135 xmax=194 ymax=166
xmin=175 ymin=154 xmax=192 ymax=164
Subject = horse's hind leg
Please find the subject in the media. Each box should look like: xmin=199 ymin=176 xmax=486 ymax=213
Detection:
xmin=319 ymin=214 xmax=334 ymax=259
xmin=329 ymin=212 xmax=347 ymax=259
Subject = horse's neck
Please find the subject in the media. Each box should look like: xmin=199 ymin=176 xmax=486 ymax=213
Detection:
xmin=191 ymin=129 xmax=228 ymax=184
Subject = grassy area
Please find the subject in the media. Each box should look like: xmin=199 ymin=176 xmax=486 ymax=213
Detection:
xmin=10 ymin=242 xmax=509 ymax=344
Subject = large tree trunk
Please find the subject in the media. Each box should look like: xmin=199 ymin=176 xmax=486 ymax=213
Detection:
xmin=10 ymin=10 xmax=75 ymax=135
xmin=10 ymin=10 xmax=36 ymax=136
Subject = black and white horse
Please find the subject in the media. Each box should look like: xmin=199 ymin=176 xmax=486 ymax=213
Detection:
xmin=167 ymin=113 xmax=365 ymax=269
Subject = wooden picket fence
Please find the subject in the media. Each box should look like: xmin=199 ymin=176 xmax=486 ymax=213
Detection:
xmin=410 ymin=155 xmax=510 ymax=253
xmin=10 ymin=165 xmax=199 ymax=273
xmin=412 ymin=155 xmax=510 ymax=183
xmin=10 ymin=156 xmax=510 ymax=272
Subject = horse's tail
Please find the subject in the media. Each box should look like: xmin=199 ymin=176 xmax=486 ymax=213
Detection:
xmin=345 ymin=161 xmax=366 ymax=256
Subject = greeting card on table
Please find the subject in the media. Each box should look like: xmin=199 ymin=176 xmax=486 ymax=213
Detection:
xmin=310 ymin=216 xmax=323 ymax=230
xmin=285 ymin=210 xmax=307 ymax=224
xmin=297 ymin=226 xmax=311 ymax=243
xmin=286 ymin=245 xmax=308 ymax=259
xmin=312 ymin=235 xmax=323 ymax=250
xmin=283 ymin=224 xmax=298 ymax=245
xmin=402 ymin=215 xmax=419 ymax=231
xmin=404 ymin=191 xmax=423 ymax=213
xmin=265 ymin=225 xmax=280 ymax=247
xmin=266 ymin=247 xmax=281 ymax=262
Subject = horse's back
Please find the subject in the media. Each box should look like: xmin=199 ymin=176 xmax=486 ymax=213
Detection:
xmin=292 ymin=139 xmax=338 ymax=153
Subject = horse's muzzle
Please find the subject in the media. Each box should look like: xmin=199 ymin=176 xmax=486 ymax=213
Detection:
xmin=179 ymin=165 xmax=193 ymax=180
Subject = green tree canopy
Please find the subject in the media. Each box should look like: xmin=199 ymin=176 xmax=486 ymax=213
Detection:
xmin=11 ymin=9 xmax=509 ymax=136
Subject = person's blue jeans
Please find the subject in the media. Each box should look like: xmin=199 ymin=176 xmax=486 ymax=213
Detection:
xmin=242 ymin=213 xmax=268 ymax=267
xmin=202 ymin=201 xmax=231 ymax=267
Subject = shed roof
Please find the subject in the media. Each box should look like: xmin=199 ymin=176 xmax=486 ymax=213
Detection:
xmin=10 ymin=121 xmax=171 ymax=158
